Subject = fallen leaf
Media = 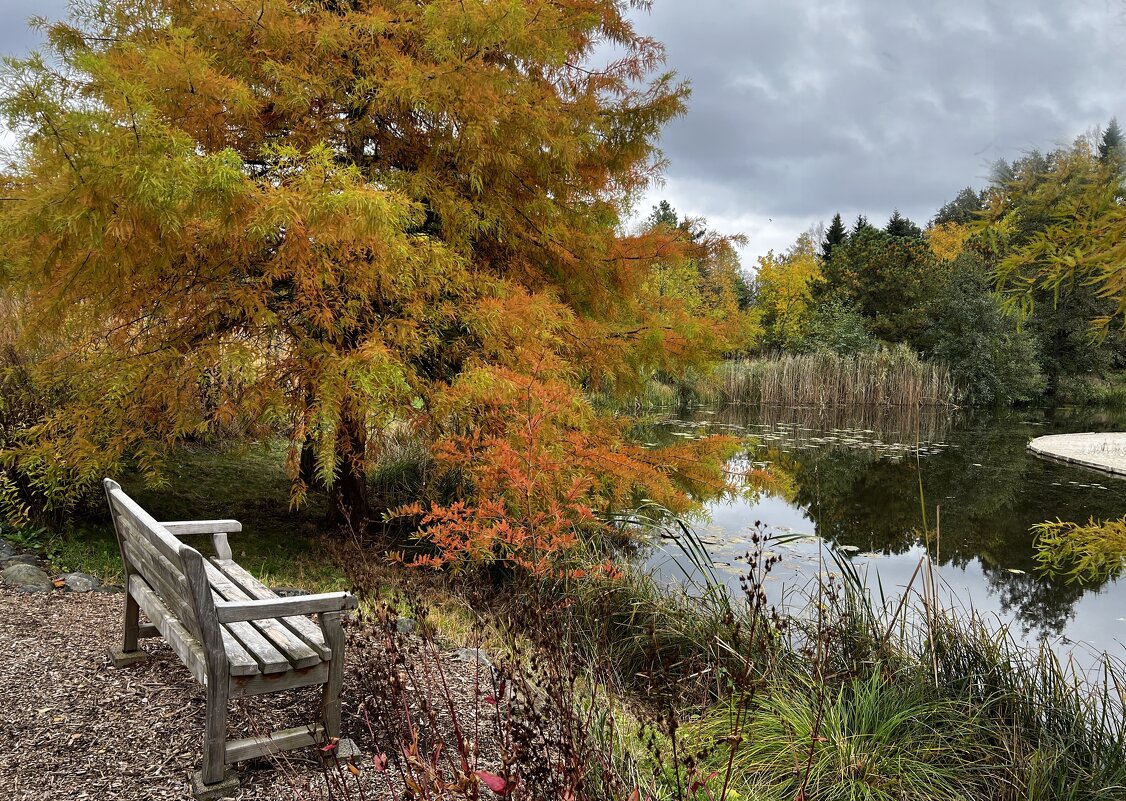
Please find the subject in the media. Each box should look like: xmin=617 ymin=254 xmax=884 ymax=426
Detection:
xmin=475 ymin=770 xmax=509 ymax=794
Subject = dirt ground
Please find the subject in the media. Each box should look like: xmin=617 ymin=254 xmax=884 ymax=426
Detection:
xmin=0 ymin=587 xmax=499 ymax=800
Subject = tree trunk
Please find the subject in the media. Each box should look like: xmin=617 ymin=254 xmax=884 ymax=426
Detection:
xmin=298 ymin=436 xmax=325 ymax=491
xmin=328 ymin=400 xmax=370 ymax=535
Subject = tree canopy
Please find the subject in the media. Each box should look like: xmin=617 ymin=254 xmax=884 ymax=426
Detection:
xmin=0 ymin=0 xmax=740 ymax=536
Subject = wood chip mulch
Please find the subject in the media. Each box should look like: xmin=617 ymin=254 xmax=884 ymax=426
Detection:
xmin=0 ymin=587 xmax=502 ymax=800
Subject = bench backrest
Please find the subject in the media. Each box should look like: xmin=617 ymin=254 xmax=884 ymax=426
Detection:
xmin=103 ymin=479 xmax=220 ymax=652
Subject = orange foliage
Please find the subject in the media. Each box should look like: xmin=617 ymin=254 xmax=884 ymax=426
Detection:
xmin=391 ymin=367 xmax=739 ymax=575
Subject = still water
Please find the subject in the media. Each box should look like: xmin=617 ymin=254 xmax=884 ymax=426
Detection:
xmin=642 ymin=404 xmax=1126 ymax=663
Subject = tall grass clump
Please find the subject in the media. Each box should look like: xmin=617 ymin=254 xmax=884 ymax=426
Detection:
xmin=704 ymin=345 xmax=956 ymax=408
xmin=922 ymin=609 xmax=1126 ymax=800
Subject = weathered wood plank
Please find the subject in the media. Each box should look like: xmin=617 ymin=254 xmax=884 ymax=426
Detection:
xmin=214 ymin=593 xmax=356 ymax=623
xmin=128 ymin=575 xmax=208 ymax=685
xmin=160 ymin=520 xmax=242 ymax=535
xmin=228 ymin=661 xmax=330 ymax=699
xmin=319 ymin=612 xmax=345 ymax=739
xmin=204 ymin=562 xmax=323 ymax=669
xmin=180 ymin=546 xmax=260 ymax=678
xmin=210 ymin=559 xmax=332 ymax=660
xmin=106 ymin=486 xmax=185 ymax=567
xmin=210 ymin=590 xmax=290 ymax=674
xmin=161 ymin=520 xmax=239 ymax=560
xmin=120 ymin=535 xmax=200 ymax=638
xmin=224 ymin=724 xmax=323 ymax=763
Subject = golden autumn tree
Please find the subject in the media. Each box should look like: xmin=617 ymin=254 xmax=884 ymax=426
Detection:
xmin=925 ymin=222 xmax=970 ymax=262
xmin=753 ymin=231 xmax=822 ymax=351
xmin=0 ymin=1 xmax=737 ymax=537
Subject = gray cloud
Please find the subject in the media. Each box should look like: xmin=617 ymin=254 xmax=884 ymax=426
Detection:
xmin=633 ymin=0 xmax=1126 ymax=259
xmin=3 ymin=2 xmax=1126 ymax=261
xmin=1 ymin=2 xmax=69 ymax=62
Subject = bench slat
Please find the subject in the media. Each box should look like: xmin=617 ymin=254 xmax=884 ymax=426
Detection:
xmin=228 ymin=660 xmax=331 ymax=699
xmin=128 ymin=575 xmax=208 ymax=685
xmin=210 ymin=590 xmax=290 ymax=674
xmin=224 ymin=724 xmax=324 ymax=762
xmin=120 ymin=534 xmax=201 ymax=639
xmin=210 ymin=559 xmax=331 ymax=661
xmin=107 ymin=486 xmax=187 ymax=567
xmin=205 ymin=560 xmax=323 ymax=669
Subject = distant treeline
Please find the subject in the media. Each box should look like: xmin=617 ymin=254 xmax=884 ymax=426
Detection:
xmin=740 ymin=119 xmax=1126 ymax=407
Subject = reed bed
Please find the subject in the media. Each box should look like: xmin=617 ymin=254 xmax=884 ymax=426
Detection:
xmin=703 ymin=345 xmax=957 ymax=409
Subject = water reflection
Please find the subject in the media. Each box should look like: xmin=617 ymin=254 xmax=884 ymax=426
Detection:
xmin=646 ymin=404 xmax=1126 ymax=653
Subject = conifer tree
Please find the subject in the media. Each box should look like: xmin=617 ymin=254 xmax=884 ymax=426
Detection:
xmin=821 ymin=212 xmax=847 ymax=263
xmin=885 ymin=209 xmax=922 ymax=238
xmin=1098 ymin=118 xmax=1123 ymax=166
xmin=852 ymin=214 xmax=874 ymax=236
xmin=0 ymin=1 xmax=738 ymax=532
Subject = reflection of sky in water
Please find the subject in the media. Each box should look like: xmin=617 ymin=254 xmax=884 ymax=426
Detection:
xmin=642 ymin=406 xmax=1126 ymax=672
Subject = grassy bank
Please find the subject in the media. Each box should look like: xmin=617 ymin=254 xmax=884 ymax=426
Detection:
xmin=298 ymin=539 xmax=1126 ymax=801
xmin=1 ymin=442 xmax=346 ymax=591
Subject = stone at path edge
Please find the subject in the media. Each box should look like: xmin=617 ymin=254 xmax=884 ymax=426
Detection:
xmin=2 ymin=563 xmax=54 ymax=593
xmin=63 ymin=572 xmax=101 ymax=593
xmin=3 ymin=553 xmax=40 ymax=568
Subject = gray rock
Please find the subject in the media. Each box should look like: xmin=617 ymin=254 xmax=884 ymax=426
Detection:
xmin=2 ymin=563 xmax=54 ymax=592
xmin=271 ymin=586 xmax=310 ymax=597
xmin=63 ymin=572 xmax=100 ymax=593
xmin=3 ymin=554 xmax=39 ymax=568
xmin=0 ymin=541 xmax=15 ymax=560
xmin=395 ymin=617 xmax=418 ymax=635
xmin=450 ymin=647 xmax=494 ymax=672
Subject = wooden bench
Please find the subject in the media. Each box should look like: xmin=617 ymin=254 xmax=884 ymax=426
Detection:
xmin=103 ymin=479 xmax=358 ymax=799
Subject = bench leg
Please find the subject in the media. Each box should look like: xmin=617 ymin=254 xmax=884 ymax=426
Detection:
xmin=108 ymin=590 xmax=149 ymax=668
xmin=319 ymin=611 xmax=345 ymax=739
xmin=202 ymin=676 xmax=229 ymax=785
xmin=123 ymin=589 xmax=141 ymax=651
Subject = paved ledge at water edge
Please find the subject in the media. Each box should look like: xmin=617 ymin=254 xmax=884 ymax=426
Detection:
xmin=1027 ymin=432 xmax=1126 ymax=476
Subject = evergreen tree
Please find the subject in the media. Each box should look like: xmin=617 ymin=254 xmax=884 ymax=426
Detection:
xmin=822 ymin=212 xmax=847 ymax=262
xmin=852 ymin=214 xmax=874 ymax=236
xmin=885 ymin=209 xmax=923 ymax=238
xmin=933 ymin=187 xmax=984 ymax=226
xmin=1098 ymin=118 xmax=1123 ymax=165
xmin=648 ymin=200 xmax=679 ymax=229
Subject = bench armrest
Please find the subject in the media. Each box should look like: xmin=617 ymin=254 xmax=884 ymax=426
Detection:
xmin=214 ymin=591 xmax=357 ymax=624
xmin=160 ymin=520 xmax=242 ymax=560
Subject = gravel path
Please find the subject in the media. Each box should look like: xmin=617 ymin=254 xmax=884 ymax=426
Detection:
xmin=0 ymin=587 xmax=499 ymax=800
xmin=1028 ymin=432 xmax=1126 ymax=476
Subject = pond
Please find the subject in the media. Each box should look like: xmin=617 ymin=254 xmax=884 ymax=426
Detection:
xmin=639 ymin=404 xmax=1126 ymax=666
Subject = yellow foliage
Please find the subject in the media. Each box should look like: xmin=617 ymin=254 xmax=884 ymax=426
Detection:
xmin=925 ymin=223 xmax=970 ymax=261
xmin=0 ymin=0 xmax=745 ymax=536
xmin=755 ymin=234 xmax=822 ymax=350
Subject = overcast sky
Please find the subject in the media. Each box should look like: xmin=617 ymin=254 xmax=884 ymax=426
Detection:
xmin=5 ymin=1 xmax=1126 ymax=264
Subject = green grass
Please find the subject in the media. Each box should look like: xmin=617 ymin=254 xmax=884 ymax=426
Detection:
xmin=687 ymin=669 xmax=990 ymax=801
xmin=23 ymin=441 xmax=346 ymax=591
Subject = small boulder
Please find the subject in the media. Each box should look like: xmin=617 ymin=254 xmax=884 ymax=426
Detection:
xmin=63 ymin=572 xmax=100 ymax=593
xmin=3 ymin=553 xmax=39 ymax=568
xmin=450 ymin=647 xmax=494 ymax=672
xmin=2 ymin=563 xmax=54 ymax=593
xmin=271 ymin=586 xmax=310 ymax=598
xmin=0 ymin=541 xmax=15 ymax=561
xmin=395 ymin=617 xmax=418 ymax=635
